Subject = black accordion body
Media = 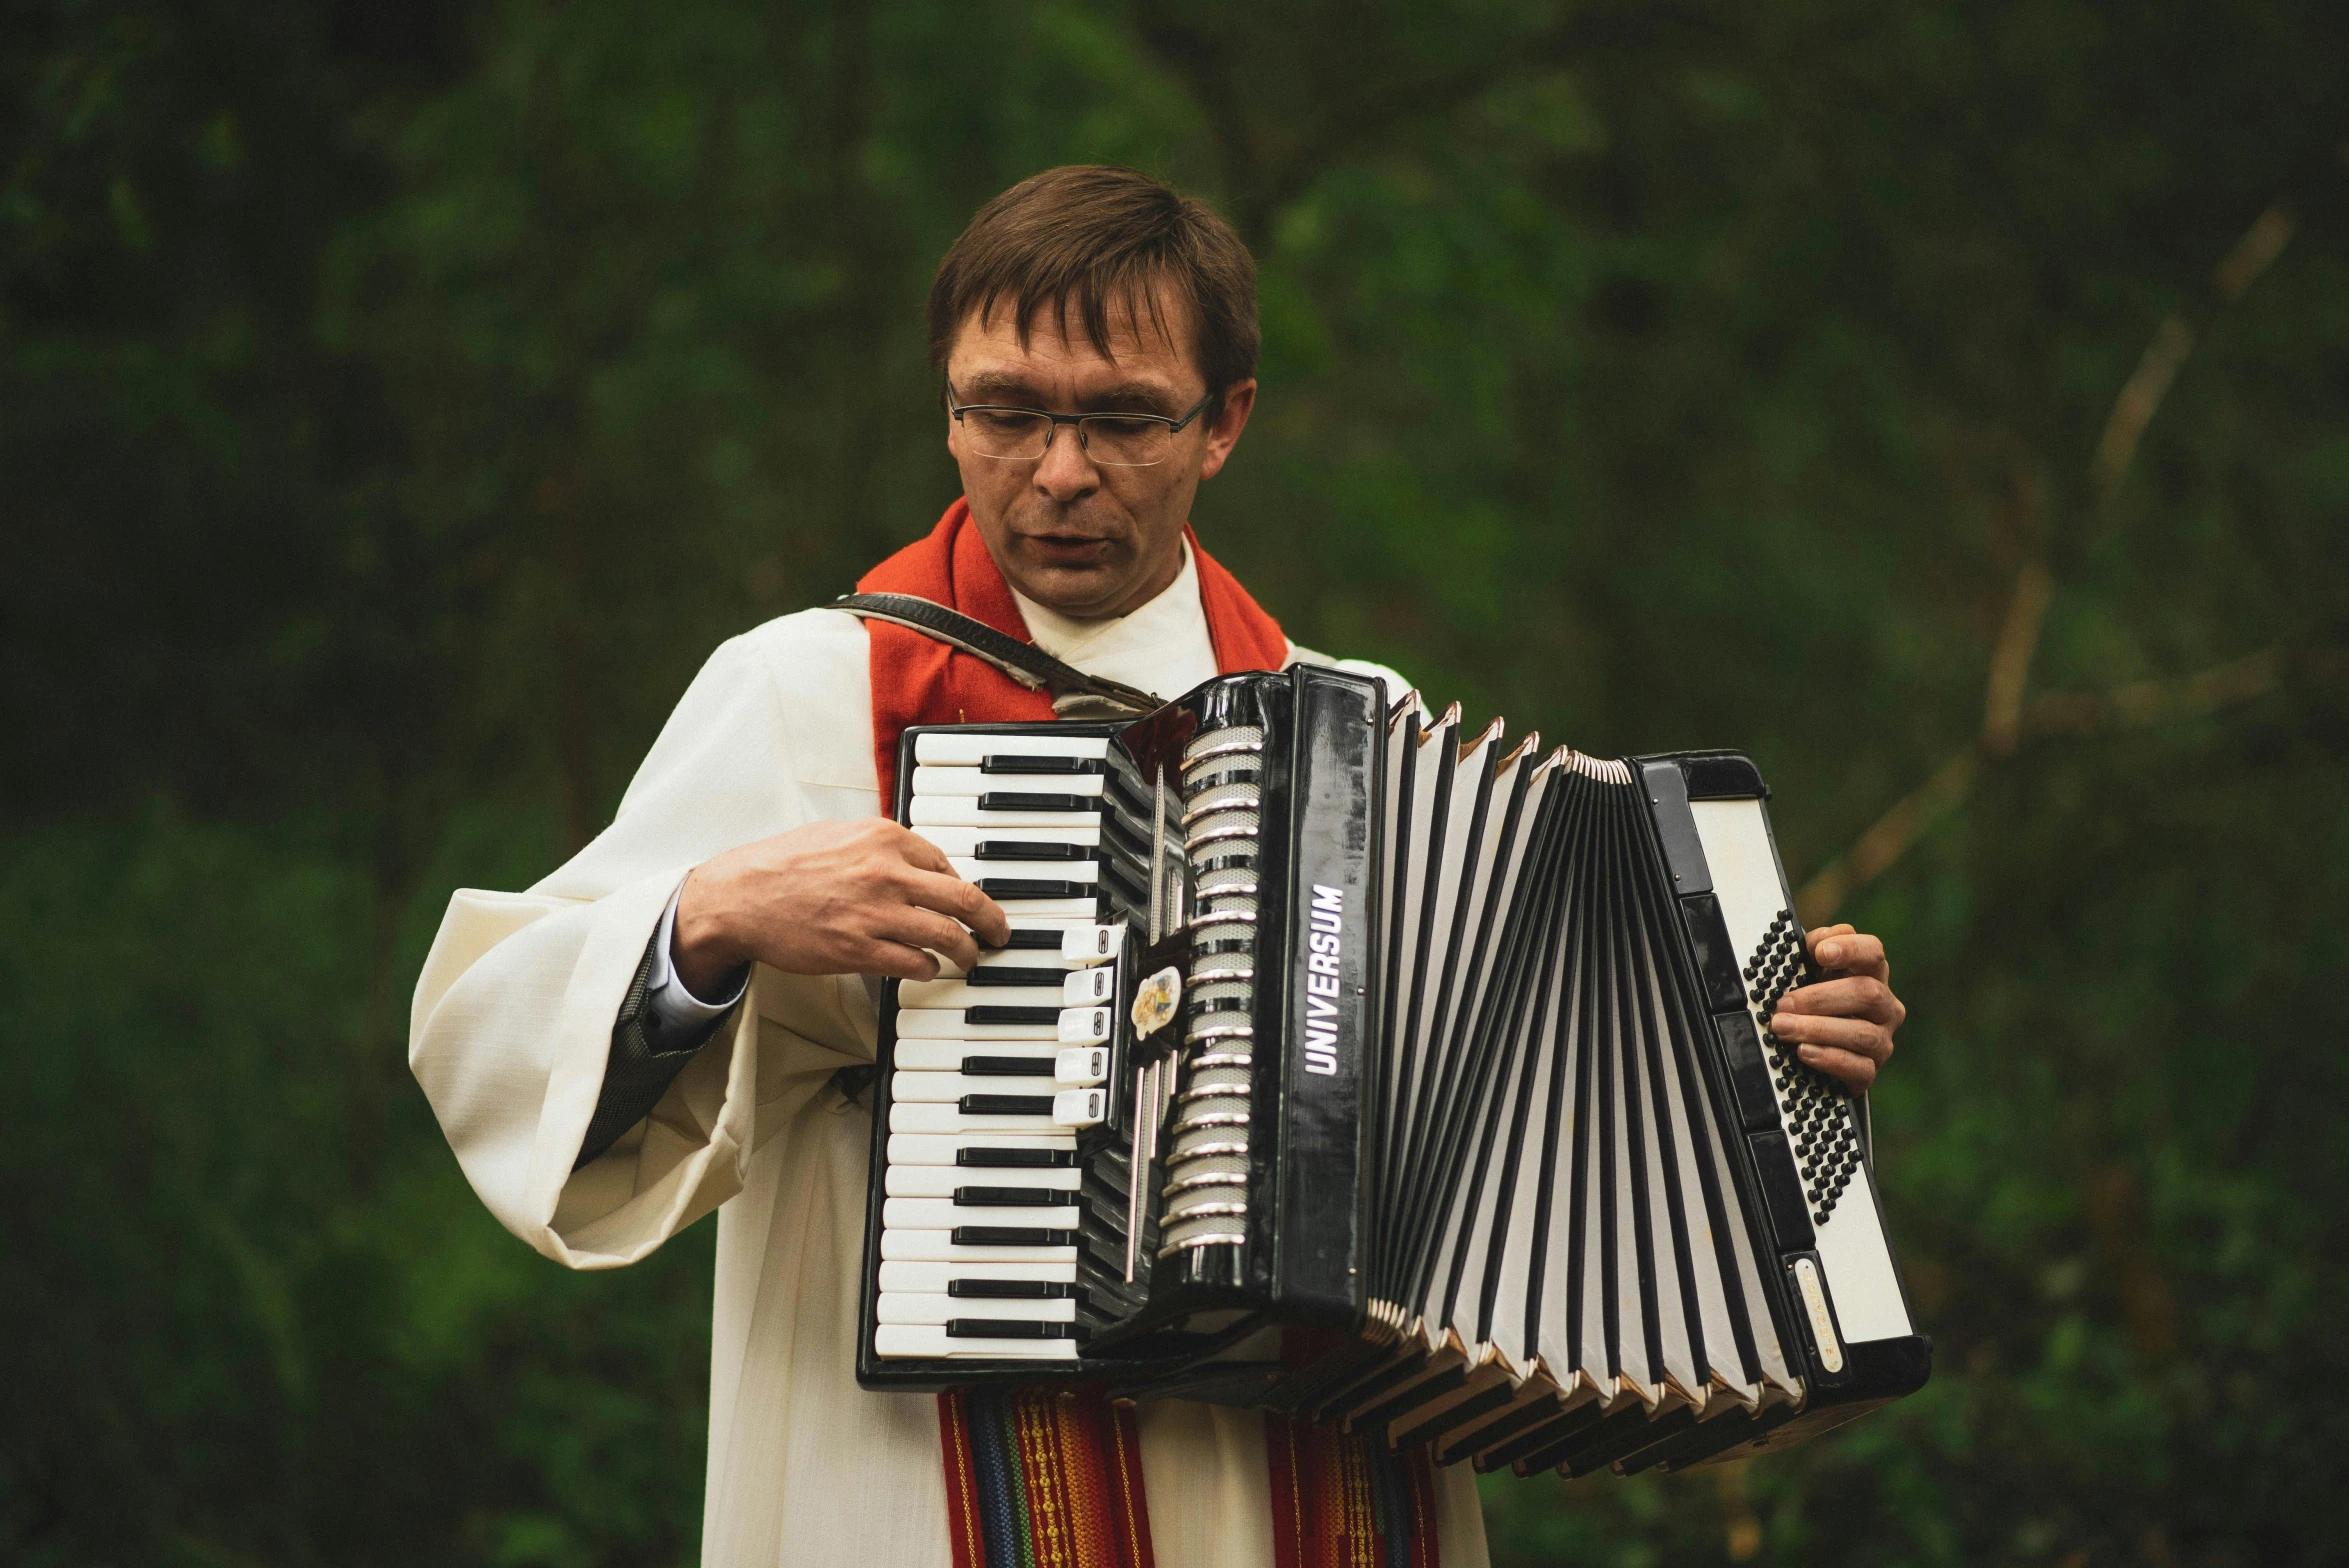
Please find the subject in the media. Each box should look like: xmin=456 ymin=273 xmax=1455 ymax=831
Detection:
xmin=856 ymin=665 xmax=1931 ymax=1478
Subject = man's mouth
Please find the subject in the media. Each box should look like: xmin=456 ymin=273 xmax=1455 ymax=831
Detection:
xmin=1023 ymin=533 xmax=1116 ymax=566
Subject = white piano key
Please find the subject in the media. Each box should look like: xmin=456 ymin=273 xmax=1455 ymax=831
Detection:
xmin=1061 ymin=967 xmax=1115 ymax=1004
xmin=879 ymin=1259 xmax=1078 ymax=1291
xmin=1059 ymin=1008 xmax=1113 ymax=1044
xmin=917 ymin=826 xmax=1101 ymax=856
xmin=892 ymin=1040 xmax=1058 ymax=1072
xmin=908 ymin=799 xmax=1101 ymax=829
xmin=873 ymin=1324 xmax=1079 ymax=1359
xmin=1052 ymin=1088 xmax=1107 ymax=1127
xmin=915 ymin=768 xmax=1107 ymax=797
xmin=889 ymin=1102 xmax=1058 ymax=1134
xmin=990 ymin=896 xmax=1099 ymax=919
xmin=885 ymin=1132 xmax=1074 ymax=1165
xmin=1055 ymin=1046 xmax=1108 ymax=1086
xmin=896 ymin=1009 xmax=1062 ymax=1040
xmin=930 ymin=947 xmax=1086 ymax=980
xmin=950 ymin=858 xmax=1101 ymax=884
xmin=897 ymin=979 xmax=1065 ymax=1010
xmin=1062 ymin=924 xmax=1123 ymax=963
xmin=884 ymin=1197 xmax=1081 ymax=1229
xmin=915 ymin=734 xmax=1109 ymax=764
xmin=932 ymin=896 xmax=1099 ymax=922
xmin=885 ymin=1164 xmax=1079 ymax=1196
xmin=889 ymin=1073 xmax=1064 ymax=1104
xmin=879 ymin=1230 xmax=1077 ymax=1263
xmin=877 ymin=1293 xmax=1076 ymax=1325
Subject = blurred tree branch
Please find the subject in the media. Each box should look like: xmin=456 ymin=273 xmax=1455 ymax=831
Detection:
xmin=1131 ymin=0 xmax=1713 ymax=246
xmin=1796 ymin=197 xmax=2304 ymax=924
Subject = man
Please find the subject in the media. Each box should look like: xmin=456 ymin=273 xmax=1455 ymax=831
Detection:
xmin=410 ymin=166 xmax=1907 ymax=1567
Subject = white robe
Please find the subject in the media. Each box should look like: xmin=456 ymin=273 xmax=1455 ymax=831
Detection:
xmin=408 ymin=555 xmax=1491 ymax=1568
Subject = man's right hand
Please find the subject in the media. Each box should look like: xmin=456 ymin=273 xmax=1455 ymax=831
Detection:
xmin=671 ymin=819 xmax=1011 ymax=994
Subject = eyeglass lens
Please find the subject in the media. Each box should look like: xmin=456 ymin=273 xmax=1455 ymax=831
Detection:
xmin=959 ymin=410 xmax=1174 ymax=467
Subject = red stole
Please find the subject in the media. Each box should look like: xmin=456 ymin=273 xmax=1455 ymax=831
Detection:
xmin=857 ymin=497 xmax=1291 ymax=805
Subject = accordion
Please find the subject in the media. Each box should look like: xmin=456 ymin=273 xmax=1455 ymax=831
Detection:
xmin=856 ymin=665 xmax=1931 ymax=1478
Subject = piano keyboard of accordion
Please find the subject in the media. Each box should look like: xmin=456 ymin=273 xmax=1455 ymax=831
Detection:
xmin=856 ymin=666 xmax=1931 ymax=1479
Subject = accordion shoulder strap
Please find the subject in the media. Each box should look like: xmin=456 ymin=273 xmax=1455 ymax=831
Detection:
xmin=831 ymin=591 xmax=1162 ymax=718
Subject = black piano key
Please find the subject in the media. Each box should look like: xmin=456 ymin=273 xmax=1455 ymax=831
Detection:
xmin=947 ymin=1279 xmax=1075 ymax=1299
xmin=976 ymin=879 xmax=1088 ymax=900
xmin=964 ymin=1006 xmax=1060 ymax=1025
xmin=956 ymin=1146 xmax=1075 ymax=1168
xmin=977 ymin=792 xmax=1092 ymax=812
xmin=979 ymin=756 xmax=1102 ymax=775
xmin=950 ymin=1226 xmax=1076 ymax=1247
xmin=975 ymin=840 xmax=1088 ymax=860
xmin=960 ymin=1093 xmax=1054 ymax=1116
xmin=945 ymin=1319 xmax=1082 ymax=1339
xmin=954 ymin=1186 xmax=1067 ymax=1207
xmin=965 ymin=968 xmax=1068 ymax=988
xmin=960 ymin=1055 xmax=1055 ymax=1077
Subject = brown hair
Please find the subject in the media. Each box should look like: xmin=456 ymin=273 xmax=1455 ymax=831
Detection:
xmin=927 ymin=166 xmax=1259 ymax=407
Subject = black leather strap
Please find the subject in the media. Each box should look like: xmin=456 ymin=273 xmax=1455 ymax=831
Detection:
xmin=831 ymin=592 xmax=1163 ymax=717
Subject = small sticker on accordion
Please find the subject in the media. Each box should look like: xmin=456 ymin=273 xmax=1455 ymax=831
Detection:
xmin=1131 ymin=966 xmax=1183 ymax=1039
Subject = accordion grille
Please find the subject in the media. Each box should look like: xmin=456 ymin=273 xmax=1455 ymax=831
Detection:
xmin=1162 ymin=720 xmax=1266 ymax=1256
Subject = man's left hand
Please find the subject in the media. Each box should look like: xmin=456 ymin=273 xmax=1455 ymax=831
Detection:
xmin=1768 ymin=924 xmax=1905 ymax=1092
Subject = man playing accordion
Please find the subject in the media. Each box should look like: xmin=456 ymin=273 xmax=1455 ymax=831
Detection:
xmin=411 ymin=164 xmax=1906 ymax=1568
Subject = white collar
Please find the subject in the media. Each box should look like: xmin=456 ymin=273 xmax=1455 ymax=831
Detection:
xmin=1010 ymin=540 xmax=1217 ymax=701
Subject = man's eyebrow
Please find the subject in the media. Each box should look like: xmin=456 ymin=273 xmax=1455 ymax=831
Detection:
xmin=953 ymin=370 xmax=1044 ymax=403
xmin=952 ymin=372 xmax=1188 ymax=415
xmin=1080 ymin=381 xmax=1183 ymax=415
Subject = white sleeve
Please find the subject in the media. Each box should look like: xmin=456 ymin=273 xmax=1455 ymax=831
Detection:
xmin=407 ymin=618 xmax=877 ymax=1270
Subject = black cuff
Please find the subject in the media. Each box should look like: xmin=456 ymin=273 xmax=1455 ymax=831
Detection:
xmin=574 ymin=932 xmax=742 ymax=1171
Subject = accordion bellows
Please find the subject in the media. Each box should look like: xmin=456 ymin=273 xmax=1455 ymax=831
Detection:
xmin=857 ymin=666 xmax=1931 ymax=1480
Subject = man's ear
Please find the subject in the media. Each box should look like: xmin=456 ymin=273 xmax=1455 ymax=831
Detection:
xmin=1197 ymin=379 xmax=1256 ymax=482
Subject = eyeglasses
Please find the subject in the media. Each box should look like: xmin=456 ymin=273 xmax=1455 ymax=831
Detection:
xmin=946 ymin=383 xmax=1215 ymax=468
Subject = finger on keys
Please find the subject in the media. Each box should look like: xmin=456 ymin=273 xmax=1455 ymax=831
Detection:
xmin=1807 ymin=925 xmax=1888 ymax=979
xmin=1774 ymin=974 xmax=1902 ymax=1025
xmin=892 ymin=823 xmax=957 ymax=877
xmin=876 ymin=905 xmax=985 ymax=974
xmin=1771 ymin=1010 xmax=1894 ymax=1063
xmin=1798 ymin=1044 xmax=1879 ymax=1091
xmin=863 ymin=940 xmax=946 ymax=982
xmin=902 ymin=867 xmax=1011 ymax=948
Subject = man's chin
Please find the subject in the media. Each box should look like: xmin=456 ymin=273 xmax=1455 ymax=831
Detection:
xmin=1006 ymin=560 xmax=1126 ymax=617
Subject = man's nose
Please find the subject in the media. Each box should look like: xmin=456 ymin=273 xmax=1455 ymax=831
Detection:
xmin=1030 ymin=421 xmax=1100 ymax=501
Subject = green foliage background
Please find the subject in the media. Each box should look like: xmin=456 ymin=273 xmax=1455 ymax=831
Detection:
xmin=6 ymin=1 xmax=2346 ymax=1562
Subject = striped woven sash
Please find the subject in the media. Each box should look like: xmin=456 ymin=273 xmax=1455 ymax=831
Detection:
xmin=936 ymin=1390 xmax=1441 ymax=1568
